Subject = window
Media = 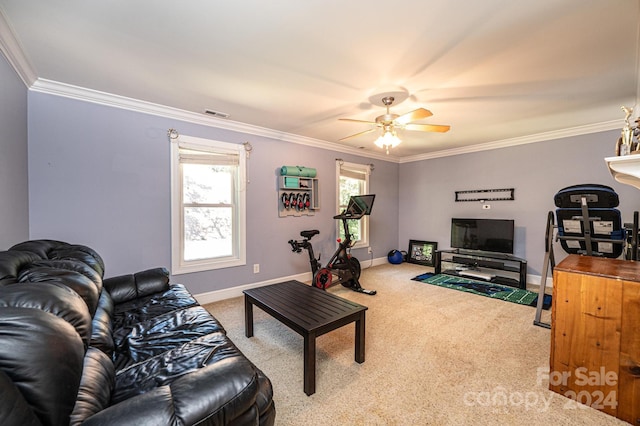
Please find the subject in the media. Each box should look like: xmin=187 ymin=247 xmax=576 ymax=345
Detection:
xmin=336 ymin=161 xmax=370 ymax=248
xmin=171 ymin=135 xmax=246 ymax=274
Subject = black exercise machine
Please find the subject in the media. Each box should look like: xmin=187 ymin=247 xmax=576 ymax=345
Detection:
xmin=534 ymin=184 xmax=637 ymax=328
xmin=288 ymin=194 xmax=377 ymax=295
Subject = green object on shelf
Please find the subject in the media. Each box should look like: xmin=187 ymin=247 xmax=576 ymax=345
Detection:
xmin=284 ymin=177 xmax=299 ymax=188
xmin=280 ymin=165 xmax=317 ymax=178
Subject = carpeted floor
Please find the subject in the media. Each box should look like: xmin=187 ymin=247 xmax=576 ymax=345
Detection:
xmin=204 ymin=263 xmax=625 ymax=426
xmin=412 ymin=273 xmax=552 ymax=309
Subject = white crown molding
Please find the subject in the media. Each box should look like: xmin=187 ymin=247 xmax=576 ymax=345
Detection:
xmin=399 ymin=120 xmax=622 ymax=164
xmin=0 ymin=7 xmax=36 ymax=87
xmin=30 ymin=78 xmax=398 ymax=162
xmin=30 ymin=78 xmax=621 ymax=164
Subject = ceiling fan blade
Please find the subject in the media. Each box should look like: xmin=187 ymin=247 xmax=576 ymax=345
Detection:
xmin=339 ymin=128 xmax=377 ymax=141
xmin=338 ymin=118 xmax=378 ymax=125
xmin=405 ymin=123 xmax=450 ymax=133
xmin=394 ymin=108 xmax=433 ymax=125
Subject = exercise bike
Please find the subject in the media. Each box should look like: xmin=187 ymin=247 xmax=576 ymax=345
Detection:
xmin=288 ymin=195 xmax=377 ymax=295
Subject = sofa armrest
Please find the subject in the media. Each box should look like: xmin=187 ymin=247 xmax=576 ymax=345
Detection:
xmin=81 ymin=358 xmax=262 ymax=426
xmin=0 ymin=369 xmax=41 ymax=426
xmin=78 ymin=387 xmax=177 ymax=426
xmin=103 ymin=268 xmax=170 ymax=304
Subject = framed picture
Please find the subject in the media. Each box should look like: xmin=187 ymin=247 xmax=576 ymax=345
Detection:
xmin=408 ymin=240 xmax=438 ymax=267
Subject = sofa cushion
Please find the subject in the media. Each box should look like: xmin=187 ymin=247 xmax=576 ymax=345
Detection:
xmin=48 ymin=244 xmax=106 ymax=278
xmin=0 ymin=250 xmax=42 ymax=286
xmin=114 ymin=332 xmax=249 ymax=402
xmin=112 ymin=332 xmax=264 ymax=424
xmin=0 ymin=282 xmax=92 ymax=347
xmin=0 ymin=307 xmax=85 ymax=426
xmin=104 ymin=267 xmax=170 ymax=304
xmin=90 ymin=290 xmax=115 ymax=356
xmin=0 ymin=369 xmax=41 ymax=426
xmin=78 ymin=386 xmax=181 ymax=426
xmin=112 ymin=283 xmax=199 ymax=332
xmin=114 ymin=305 xmax=225 ymax=370
xmin=10 ymin=239 xmax=69 ymax=259
xmin=70 ymin=347 xmax=115 ymax=426
xmin=18 ymin=262 xmax=101 ymax=315
xmin=255 ymin=370 xmax=276 ymax=426
xmin=10 ymin=240 xmax=105 ymax=278
xmin=28 ymin=259 xmax=103 ymax=292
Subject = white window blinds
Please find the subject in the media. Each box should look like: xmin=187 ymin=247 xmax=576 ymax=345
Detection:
xmin=339 ymin=162 xmax=370 ymax=180
xmin=178 ymin=142 xmax=239 ymax=166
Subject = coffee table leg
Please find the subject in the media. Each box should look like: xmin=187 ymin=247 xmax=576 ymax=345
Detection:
xmin=244 ymin=296 xmax=254 ymax=338
xmin=355 ymin=312 xmax=365 ymax=363
xmin=304 ymin=333 xmax=316 ymax=396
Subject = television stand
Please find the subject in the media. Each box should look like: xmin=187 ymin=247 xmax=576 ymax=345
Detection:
xmin=435 ymin=249 xmax=527 ymax=289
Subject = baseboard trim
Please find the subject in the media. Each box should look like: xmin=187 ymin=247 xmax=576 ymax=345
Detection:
xmin=195 ymin=272 xmax=312 ymax=305
xmin=358 ymin=256 xmax=388 ymax=269
xmin=194 ymin=256 xmax=388 ymax=304
xmin=526 ymin=273 xmax=553 ymax=288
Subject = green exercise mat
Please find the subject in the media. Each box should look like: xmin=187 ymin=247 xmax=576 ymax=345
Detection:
xmin=280 ymin=165 xmax=317 ymax=177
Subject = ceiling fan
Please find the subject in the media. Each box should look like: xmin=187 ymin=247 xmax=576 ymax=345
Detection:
xmin=339 ymin=96 xmax=450 ymax=153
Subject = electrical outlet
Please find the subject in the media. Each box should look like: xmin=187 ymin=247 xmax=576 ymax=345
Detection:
xmin=482 ymin=204 xmax=491 ymax=210
xmin=253 ymin=264 xmax=260 ymax=273
xmin=367 ymin=247 xmax=373 ymax=254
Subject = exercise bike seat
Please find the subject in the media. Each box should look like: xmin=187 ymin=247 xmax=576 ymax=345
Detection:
xmin=300 ymin=230 xmax=320 ymax=239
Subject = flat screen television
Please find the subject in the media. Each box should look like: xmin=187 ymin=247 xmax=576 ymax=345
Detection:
xmin=450 ymin=218 xmax=515 ymax=254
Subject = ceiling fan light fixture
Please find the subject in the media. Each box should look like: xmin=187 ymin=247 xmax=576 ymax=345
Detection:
xmin=374 ymin=129 xmax=401 ymax=153
xmin=339 ymin=93 xmax=448 ymax=152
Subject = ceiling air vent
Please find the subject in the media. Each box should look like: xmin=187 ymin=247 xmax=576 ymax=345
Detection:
xmin=204 ymin=109 xmax=230 ymax=119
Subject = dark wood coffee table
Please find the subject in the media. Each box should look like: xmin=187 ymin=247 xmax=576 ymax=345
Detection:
xmin=243 ymin=280 xmax=367 ymax=396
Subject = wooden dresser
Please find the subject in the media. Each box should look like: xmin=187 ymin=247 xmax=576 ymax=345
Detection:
xmin=551 ymin=254 xmax=640 ymax=424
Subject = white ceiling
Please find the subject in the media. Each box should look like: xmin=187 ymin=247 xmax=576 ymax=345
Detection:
xmin=1 ymin=0 xmax=639 ymax=160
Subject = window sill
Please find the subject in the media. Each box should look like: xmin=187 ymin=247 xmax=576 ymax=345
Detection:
xmin=172 ymin=258 xmax=245 ymax=275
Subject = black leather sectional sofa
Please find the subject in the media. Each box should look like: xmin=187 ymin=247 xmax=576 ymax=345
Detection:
xmin=0 ymin=240 xmax=275 ymax=425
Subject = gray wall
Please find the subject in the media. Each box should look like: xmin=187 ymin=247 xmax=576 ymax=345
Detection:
xmin=0 ymin=52 xmax=29 ymax=247
xmin=27 ymin=92 xmax=399 ymax=294
xmin=399 ymin=131 xmax=640 ymax=278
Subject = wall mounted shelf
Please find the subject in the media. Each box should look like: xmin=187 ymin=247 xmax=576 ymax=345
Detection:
xmin=605 ymin=154 xmax=640 ymax=190
xmin=278 ymin=176 xmax=319 ymax=217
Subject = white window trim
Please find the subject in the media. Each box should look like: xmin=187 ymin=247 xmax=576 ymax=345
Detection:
xmin=336 ymin=161 xmax=371 ymax=249
xmin=171 ymin=134 xmax=246 ymax=274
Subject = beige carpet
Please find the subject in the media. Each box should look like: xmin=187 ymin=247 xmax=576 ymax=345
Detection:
xmin=204 ymin=263 xmax=626 ymax=425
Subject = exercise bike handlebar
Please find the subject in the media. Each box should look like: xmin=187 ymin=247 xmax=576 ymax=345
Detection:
xmin=288 ymin=239 xmax=302 ymax=253
xmin=333 ymin=211 xmax=364 ymax=220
